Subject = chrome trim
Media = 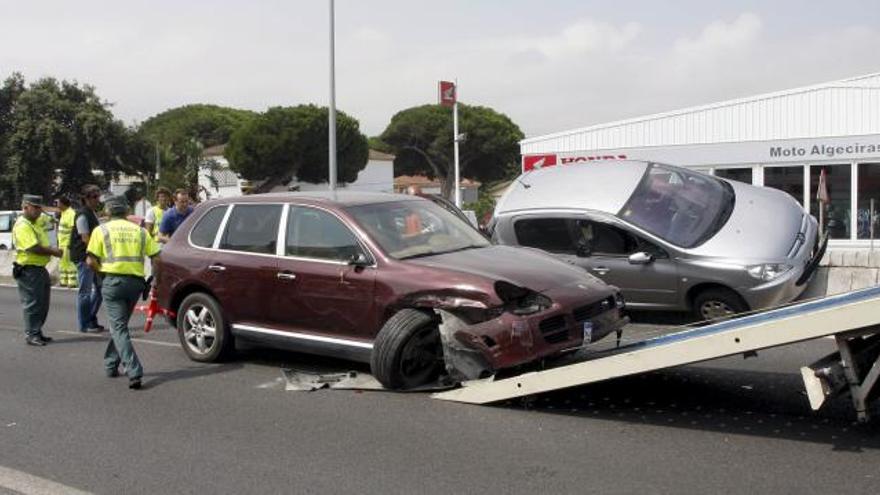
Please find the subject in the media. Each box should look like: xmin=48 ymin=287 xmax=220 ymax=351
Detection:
xmin=276 ymin=272 xmax=296 ymax=280
xmin=212 ymin=204 xmax=234 ymax=250
xmin=232 ymin=323 xmax=373 ymax=349
xmin=276 ymin=203 xmax=290 ymax=257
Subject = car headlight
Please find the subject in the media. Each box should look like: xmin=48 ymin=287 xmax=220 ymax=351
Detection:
xmin=746 ymin=263 xmax=793 ymax=282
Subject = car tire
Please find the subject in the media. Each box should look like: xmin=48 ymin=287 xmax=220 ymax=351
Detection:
xmin=177 ymin=292 xmax=233 ymax=362
xmin=370 ymin=309 xmax=444 ymax=390
xmin=693 ymin=288 xmax=748 ymax=321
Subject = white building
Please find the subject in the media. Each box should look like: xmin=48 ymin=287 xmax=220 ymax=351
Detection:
xmin=199 ymin=147 xmax=394 ymax=199
xmin=520 ymin=72 xmax=880 ymax=250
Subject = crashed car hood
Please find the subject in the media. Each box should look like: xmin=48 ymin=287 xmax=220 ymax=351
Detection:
xmin=406 ymin=245 xmax=606 ymax=292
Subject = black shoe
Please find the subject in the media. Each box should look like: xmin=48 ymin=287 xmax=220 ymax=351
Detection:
xmin=38 ymin=334 xmax=53 ymax=343
xmin=106 ymin=368 xmax=119 ymax=378
xmin=129 ymin=377 xmax=142 ymax=390
xmin=26 ymin=336 xmax=46 ymax=347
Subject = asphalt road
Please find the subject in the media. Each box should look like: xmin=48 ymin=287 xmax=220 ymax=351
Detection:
xmin=1 ymin=285 xmax=879 ymax=494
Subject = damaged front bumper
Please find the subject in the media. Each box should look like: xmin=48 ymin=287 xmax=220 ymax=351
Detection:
xmin=435 ymin=292 xmax=627 ymax=382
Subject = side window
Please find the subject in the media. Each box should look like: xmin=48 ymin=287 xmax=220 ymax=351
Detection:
xmin=190 ymin=206 xmax=228 ymax=248
xmin=286 ymin=206 xmax=363 ymax=262
xmin=219 ymin=204 xmax=282 ymax=254
xmin=577 ymin=220 xmax=637 ymax=256
xmin=0 ymin=214 xmax=11 ymax=233
xmin=514 ymin=218 xmax=576 ymax=254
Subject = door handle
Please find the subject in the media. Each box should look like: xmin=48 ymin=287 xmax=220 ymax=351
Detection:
xmin=276 ymin=271 xmax=297 ymax=280
xmin=592 ymin=267 xmax=610 ymax=275
xmin=207 ymin=264 xmax=226 ymax=272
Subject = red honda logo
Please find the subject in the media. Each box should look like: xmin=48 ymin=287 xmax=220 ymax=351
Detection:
xmin=523 ymin=154 xmax=558 ymax=171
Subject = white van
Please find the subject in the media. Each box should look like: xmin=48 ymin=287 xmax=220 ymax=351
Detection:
xmin=0 ymin=210 xmax=16 ymax=250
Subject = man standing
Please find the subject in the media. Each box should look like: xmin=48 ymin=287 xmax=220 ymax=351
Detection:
xmin=69 ymin=185 xmax=105 ymax=333
xmin=144 ymin=187 xmax=171 ymax=240
xmin=56 ymin=196 xmax=78 ymax=288
xmin=158 ymin=189 xmax=193 ymax=243
xmin=86 ymin=196 xmax=160 ymax=390
xmin=12 ymin=195 xmax=63 ymax=346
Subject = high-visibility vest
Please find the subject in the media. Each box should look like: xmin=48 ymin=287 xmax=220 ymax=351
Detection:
xmin=58 ymin=208 xmax=76 ymax=248
xmin=12 ymin=216 xmax=50 ymax=266
xmin=87 ymin=219 xmax=159 ymax=277
xmin=149 ymin=205 xmax=165 ymax=237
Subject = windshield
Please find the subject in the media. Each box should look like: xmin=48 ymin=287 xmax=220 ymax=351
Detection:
xmin=618 ymin=163 xmax=735 ymax=248
xmin=347 ymin=199 xmax=490 ymax=259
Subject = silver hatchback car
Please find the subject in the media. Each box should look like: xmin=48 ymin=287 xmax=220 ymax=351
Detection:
xmin=491 ymin=160 xmax=827 ymax=320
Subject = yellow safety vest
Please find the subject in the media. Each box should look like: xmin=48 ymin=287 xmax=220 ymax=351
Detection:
xmin=86 ymin=219 xmax=160 ymax=277
xmin=58 ymin=208 xmax=76 ymax=248
xmin=12 ymin=216 xmax=50 ymax=267
xmin=150 ymin=205 xmax=165 ymax=237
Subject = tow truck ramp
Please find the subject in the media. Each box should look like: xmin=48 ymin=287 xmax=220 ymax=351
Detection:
xmin=433 ymin=286 xmax=880 ymax=422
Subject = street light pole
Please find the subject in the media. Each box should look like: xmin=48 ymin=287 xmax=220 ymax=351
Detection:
xmin=328 ymin=0 xmax=338 ymax=191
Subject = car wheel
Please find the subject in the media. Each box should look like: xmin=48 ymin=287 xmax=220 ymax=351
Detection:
xmin=371 ymin=309 xmax=444 ymax=390
xmin=693 ymin=288 xmax=748 ymax=321
xmin=177 ymin=292 xmax=233 ymax=362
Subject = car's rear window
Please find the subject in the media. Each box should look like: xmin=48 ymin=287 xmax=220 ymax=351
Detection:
xmin=189 ymin=205 xmax=228 ymax=248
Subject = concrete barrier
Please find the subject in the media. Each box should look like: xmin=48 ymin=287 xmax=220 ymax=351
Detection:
xmin=0 ymin=250 xmax=60 ymax=284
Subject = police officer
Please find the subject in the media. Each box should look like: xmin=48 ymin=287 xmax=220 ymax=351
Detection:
xmin=86 ymin=196 xmax=160 ymax=389
xmin=12 ymin=195 xmax=63 ymax=346
xmin=56 ymin=196 xmax=78 ymax=287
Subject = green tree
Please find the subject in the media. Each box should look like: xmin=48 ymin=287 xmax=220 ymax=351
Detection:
xmin=138 ymin=104 xmax=257 ymax=194
xmin=0 ymin=73 xmax=26 ymax=207
xmin=0 ymin=74 xmax=150 ymax=206
xmin=380 ymin=103 xmax=524 ymax=199
xmin=226 ymin=105 xmax=369 ymax=193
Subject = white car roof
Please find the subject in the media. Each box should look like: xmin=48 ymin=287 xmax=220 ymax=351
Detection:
xmin=495 ymin=160 xmax=649 ymax=215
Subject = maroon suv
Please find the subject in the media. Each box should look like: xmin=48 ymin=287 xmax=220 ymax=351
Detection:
xmin=157 ymin=192 xmax=626 ymax=389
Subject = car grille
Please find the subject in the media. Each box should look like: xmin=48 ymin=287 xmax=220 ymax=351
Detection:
xmin=538 ymin=315 xmax=569 ymax=344
xmin=573 ymin=296 xmax=615 ymax=322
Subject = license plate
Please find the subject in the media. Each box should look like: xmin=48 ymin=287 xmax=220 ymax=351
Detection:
xmin=582 ymin=321 xmax=593 ymax=345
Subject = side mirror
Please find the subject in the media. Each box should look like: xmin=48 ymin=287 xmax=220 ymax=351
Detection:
xmin=628 ymin=251 xmax=654 ymax=265
xmin=348 ymin=252 xmax=370 ymax=267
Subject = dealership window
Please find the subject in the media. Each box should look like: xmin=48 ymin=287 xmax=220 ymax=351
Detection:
xmin=714 ymin=167 xmax=753 ymax=184
xmin=764 ymin=166 xmax=804 ymax=205
xmin=809 ymin=165 xmax=851 ymax=240
xmin=857 ymin=163 xmax=880 ymax=240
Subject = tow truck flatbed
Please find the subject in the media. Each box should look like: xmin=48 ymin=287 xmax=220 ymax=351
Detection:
xmin=433 ymin=286 xmax=880 ymax=421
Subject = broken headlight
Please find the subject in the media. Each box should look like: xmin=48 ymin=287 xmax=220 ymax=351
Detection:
xmin=494 ymin=281 xmax=552 ymax=315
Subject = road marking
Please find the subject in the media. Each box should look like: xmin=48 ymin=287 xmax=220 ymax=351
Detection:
xmin=54 ymin=330 xmax=179 ymax=348
xmin=0 ymin=465 xmax=93 ymax=495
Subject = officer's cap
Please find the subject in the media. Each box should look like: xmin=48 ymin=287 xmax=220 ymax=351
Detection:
xmin=104 ymin=195 xmax=129 ymax=215
xmin=21 ymin=194 xmax=44 ymax=208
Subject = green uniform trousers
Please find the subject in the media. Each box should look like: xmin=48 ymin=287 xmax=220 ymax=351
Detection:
xmin=16 ymin=265 xmax=51 ymax=338
xmin=101 ymin=275 xmax=145 ymax=379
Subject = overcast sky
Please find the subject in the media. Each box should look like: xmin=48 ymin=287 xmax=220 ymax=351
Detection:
xmin=2 ymin=0 xmax=879 ymax=139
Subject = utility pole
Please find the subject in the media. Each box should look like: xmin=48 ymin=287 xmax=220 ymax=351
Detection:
xmin=328 ymin=0 xmax=338 ymax=191
xmin=155 ymin=141 xmax=161 ymax=182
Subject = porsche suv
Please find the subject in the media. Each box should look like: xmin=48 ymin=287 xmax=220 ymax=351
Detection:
xmin=156 ymin=191 xmax=626 ymax=389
